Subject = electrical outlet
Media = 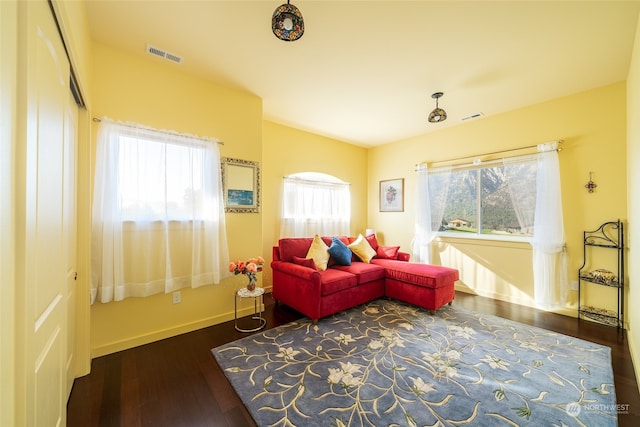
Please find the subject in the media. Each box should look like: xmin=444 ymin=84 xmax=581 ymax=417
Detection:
xmin=571 ymin=280 xmax=579 ymax=291
xmin=172 ymin=291 xmax=181 ymax=304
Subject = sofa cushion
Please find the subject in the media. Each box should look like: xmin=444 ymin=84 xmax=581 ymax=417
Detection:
xmin=372 ymin=259 xmax=459 ymax=288
xmin=365 ymin=233 xmax=379 ymax=251
xmin=348 ymin=234 xmax=377 ymax=263
xmin=306 ymin=235 xmax=330 ymax=271
xmin=292 ymin=256 xmax=318 ymax=270
xmin=331 ymin=262 xmax=385 ymax=284
xmin=278 ymin=237 xmax=313 ymax=262
xmin=376 ymin=245 xmax=400 ymax=260
xmin=319 ymin=269 xmax=358 ymax=295
xmin=328 ymin=237 xmax=352 ymax=266
xmin=327 ymin=236 xmax=355 ymax=266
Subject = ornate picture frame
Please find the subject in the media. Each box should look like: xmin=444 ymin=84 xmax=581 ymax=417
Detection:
xmin=379 ymin=178 xmax=404 ymax=212
xmin=221 ymin=157 xmax=260 ymax=213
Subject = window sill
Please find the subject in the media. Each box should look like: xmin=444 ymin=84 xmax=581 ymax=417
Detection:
xmin=435 ymin=233 xmax=531 ymax=249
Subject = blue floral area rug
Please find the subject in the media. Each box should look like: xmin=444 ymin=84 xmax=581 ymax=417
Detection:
xmin=212 ymin=299 xmax=617 ymax=426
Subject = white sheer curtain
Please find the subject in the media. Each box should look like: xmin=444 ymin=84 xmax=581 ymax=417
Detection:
xmin=531 ymin=142 xmax=568 ymax=308
xmin=91 ymin=119 xmax=230 ymax=303
xmin=280 ymin=173 xmax=350 ymax=237
xmin=413 ymin=165 xmax=451 ymax=263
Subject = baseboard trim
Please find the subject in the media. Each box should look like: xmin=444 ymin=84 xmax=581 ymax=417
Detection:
xmin=91 ymin=305 xmax=261 ymax=358
xmin=454 ymin=283 xmax=578 ymax=318
xmin=454 ymin=283 xmax=536 ymax=310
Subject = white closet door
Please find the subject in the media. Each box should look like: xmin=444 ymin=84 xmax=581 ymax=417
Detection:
xmin=17 ymin=0 xmax=72 ymax=425
xmin=64 ymin=89 xmax=78 ymax=399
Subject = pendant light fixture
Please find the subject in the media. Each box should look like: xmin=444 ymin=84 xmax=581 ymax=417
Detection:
xmin=272 ymin=1 xmax=305 ymax=42
xmin=428 ymin=92 xmax=447 ymax=123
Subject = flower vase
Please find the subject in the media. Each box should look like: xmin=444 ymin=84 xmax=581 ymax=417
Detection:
xmin=247 ymin=274 xmax=257 ymax=292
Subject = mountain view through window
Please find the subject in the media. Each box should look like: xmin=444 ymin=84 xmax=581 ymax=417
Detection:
xmin=440 ymin=164 xmax=536 ymax=237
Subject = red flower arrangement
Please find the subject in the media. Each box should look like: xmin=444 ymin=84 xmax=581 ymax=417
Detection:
xmin=229 ymin=256 xmax=265 ymax=291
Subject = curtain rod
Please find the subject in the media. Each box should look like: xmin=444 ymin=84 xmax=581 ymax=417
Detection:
xmin=92 ymin=117 xmax=224 ymax=145
xmin=284 ymin=176 xmax=351 ymax=186
xmin=417 ymin=140 xmax=562 ymax=170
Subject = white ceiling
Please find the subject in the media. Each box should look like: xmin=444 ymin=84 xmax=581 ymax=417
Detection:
xmin=85 ymin=0 xmax=640 ymax=146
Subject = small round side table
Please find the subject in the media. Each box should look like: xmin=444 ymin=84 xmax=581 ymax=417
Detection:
xmin=234 ymin=287 xmax=267 ymax=333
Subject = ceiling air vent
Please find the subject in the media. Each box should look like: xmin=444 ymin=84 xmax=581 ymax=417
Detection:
xmin=146 ymin=44 xmax=183 ymax=64
xmin=461 ymin=112 xmax=484 ymax=121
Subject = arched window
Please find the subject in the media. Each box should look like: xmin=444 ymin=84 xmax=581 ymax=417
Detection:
xmin=280 ymin=172 xmax=350 ymax=237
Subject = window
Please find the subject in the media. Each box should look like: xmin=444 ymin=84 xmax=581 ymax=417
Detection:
xmin=280 ymin=172 xmax=350 ymax=237
xmin=414 ymin=142 xmax=566 ymax=308
xmin=91 ymin=120 xmax=229 ymax=303
xmin=440 ymin=162 xmax=536 ymax=238
xmin=117 ymin=135 xmax=210 ymax=221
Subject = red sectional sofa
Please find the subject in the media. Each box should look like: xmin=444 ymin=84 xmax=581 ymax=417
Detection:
xmin=271 ymin=235 xmax=459 ymax=323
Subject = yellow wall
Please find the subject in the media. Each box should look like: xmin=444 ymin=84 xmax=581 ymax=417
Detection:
xmin=90 ymin=73 xmax=629 ymax=355
xmin=368 ymin=83 xmax=628 ymax=315
xmin=90 ymin=42 xmax=264 ymax=356
xmin=261 ymin=121 xmax=369 ymax=288
xmin=85 ymin=20 xmax=634 ymax=373
xmin=626 ymin=13 xmax=640 ymax=395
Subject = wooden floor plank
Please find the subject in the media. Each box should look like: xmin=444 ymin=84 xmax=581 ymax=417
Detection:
xmin=67 ymin=292 xmax=640 ymax=426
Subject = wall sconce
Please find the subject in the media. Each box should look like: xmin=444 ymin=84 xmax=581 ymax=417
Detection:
xmin=585 ymin=171 xmax=597 ymax=193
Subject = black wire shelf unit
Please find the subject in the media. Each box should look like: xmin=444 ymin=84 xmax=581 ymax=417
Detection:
xmin=577 ymin=220 xmax=624 ymax=330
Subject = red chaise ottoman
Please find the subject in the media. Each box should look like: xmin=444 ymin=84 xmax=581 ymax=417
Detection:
xmin=372 ymin=259 xmax=459 ymax=313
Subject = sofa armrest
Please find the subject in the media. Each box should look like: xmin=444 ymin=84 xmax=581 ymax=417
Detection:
xmin=271 ymin=260 xmax=321 ymax=284
xmin=397 ymin=252 xmax=410 ymax=262
xmin=272 ymin=245 xmax=281 ymax=262
xmin=271 ymin=260 xmax=323 ymax=320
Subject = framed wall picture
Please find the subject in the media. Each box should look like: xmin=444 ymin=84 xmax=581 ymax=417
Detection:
xmin=221 ymin=157 xmax=260 ymax=213
xmin=379 ymin=178 xmax=404 ymax=212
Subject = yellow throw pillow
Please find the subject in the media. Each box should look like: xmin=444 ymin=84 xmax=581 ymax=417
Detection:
xmin=306 ymin=235 xmax=330 ymax=271
xmin=348 ymin=233 xmax=377 ymax=263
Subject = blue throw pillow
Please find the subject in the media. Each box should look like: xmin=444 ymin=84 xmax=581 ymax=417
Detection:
xmin=328 ymin=236 xmax=352 ymax=266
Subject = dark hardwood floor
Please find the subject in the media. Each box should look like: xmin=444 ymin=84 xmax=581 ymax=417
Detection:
xmin=67 ymin=292 xmax=640 ymax=426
